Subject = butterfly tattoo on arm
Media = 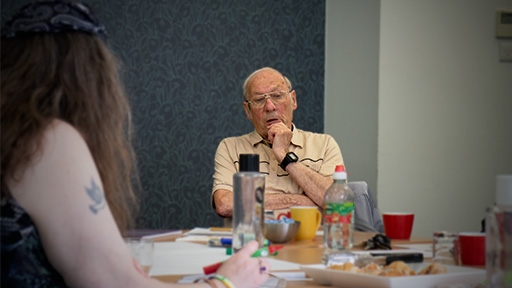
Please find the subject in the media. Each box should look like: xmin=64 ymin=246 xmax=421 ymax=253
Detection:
xmin=85 ymin=178 xmax=106 ymax=214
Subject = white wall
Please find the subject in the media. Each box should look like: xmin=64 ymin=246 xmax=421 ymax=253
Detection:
xmin=326 ymin=0 xmax=512 ymax=238
xmin=378 ymin=0 xmax=512 ymax=237
xmin=325 ymin=0 xmax=380 ymax=199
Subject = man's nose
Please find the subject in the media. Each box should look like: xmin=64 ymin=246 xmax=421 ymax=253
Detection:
xmin=264 ymin=98 xmax=277 ymax=111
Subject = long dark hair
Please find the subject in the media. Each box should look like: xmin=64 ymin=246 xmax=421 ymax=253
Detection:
xmin=1 ymin=32 xmax=138 ymax=231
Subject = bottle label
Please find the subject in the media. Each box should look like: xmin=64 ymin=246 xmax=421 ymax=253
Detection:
xmin=324 ymin=202 xmax=354 ymax=224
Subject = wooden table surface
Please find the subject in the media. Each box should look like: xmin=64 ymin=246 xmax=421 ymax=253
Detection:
xmin=150 ymin=231 xmax=439 ymax=287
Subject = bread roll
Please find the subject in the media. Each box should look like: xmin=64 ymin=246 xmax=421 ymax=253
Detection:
xmin=418 ymin=262 xmax=447 ymax=275
xmin=379 ymin=261 xmax=416 ymax=277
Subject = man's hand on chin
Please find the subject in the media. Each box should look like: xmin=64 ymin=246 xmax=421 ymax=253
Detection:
xmin=267 ymin=122 xmax=293 ymax=162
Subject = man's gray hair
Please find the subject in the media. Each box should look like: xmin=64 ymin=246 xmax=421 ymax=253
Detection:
xmin=242 ymin=67 xmax=292 ymax=101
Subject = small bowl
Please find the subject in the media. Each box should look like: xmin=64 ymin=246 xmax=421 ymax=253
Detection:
xmin=264 ymin=221 xmax=301 ymax=243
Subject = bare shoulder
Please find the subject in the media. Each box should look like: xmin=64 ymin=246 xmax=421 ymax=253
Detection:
xmin=37 ymin=119 xmax=94 ymax=165
xmin=9 ymin=119 xmax=98 ymax=208
xmin=48 ymin=118 xmax=76 ymax=133
xmin=44 ymin=119 xmax=87 ymax=148
xmin=39 ymin=119 xmax=95 ymax=175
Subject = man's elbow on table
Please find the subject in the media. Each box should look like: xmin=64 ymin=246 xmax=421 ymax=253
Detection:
xmin=213 ymin=189 xmax=233 ymax=218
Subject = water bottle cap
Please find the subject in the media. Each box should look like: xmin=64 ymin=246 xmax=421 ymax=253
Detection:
xmin=335 ymin=165 xmax=346 ymax=173
xmin=333 ymin=165 xmax=347 ymax=180
xmin=239 ymin=154 xmax=260 ymax=172
xmin=496 ymin=174 xmax=512 ymax=206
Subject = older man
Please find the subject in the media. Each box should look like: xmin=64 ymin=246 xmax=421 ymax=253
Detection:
xmin=212 ymin=67 xmax=344 ymax=218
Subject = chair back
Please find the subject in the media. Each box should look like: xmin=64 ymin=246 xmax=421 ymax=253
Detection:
xmin=348 ymin=181 xmax=384 ymax=232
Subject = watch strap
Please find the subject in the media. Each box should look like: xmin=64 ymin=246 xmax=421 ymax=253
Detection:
xmin=279 ymin=152 xmax=298 ymax=170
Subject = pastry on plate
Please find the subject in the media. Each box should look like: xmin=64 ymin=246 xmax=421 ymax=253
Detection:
xmin=418 ymin=262 xmax=447 ymax=275
xmin=380 ymin=261 xmax=416 ymax=277
xmin=327 ymin=262 xmax=362 ymax=273
xmin=361 ymin=263 xmax=382 ymax=276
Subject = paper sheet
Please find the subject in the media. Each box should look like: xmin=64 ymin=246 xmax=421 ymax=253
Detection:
xmin=142 ymin=230 xmax=182 ymax=239
xmin=271 ymin=271 xmax=310 ymax=281
xmin=185 ymin=227 xmax=231 ymax=237
xmin=175 ymin=235 xmax=212 ymax=242
xmin=151 ymin=241 xmax=300 ymax=276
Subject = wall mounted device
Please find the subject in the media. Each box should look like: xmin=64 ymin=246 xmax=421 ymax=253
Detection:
xmin=496 ymin=10 xmax=512 ymax=38
xmin=496 ymin=10 xmax=512 ymax=62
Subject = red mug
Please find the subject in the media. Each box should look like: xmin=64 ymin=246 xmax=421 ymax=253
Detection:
xmin=458 ymin=232 xmax=485 ymax=266
xmin=382 ymin=212 xmax=414 ymax=240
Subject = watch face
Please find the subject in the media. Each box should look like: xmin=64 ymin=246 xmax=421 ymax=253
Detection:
xmin=289 ymin=153 xmax=298 ymax=161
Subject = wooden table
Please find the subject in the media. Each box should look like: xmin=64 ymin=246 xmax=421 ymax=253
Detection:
xmin=151 ymin=231 xmax=435 ymax=287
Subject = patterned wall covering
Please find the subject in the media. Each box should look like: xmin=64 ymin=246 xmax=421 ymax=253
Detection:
xmin=2 ymin=0 xmax=326 ymax=229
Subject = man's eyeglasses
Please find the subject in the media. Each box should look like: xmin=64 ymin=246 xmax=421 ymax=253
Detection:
xmin=246 ymin=90 xmax=291 ymax=109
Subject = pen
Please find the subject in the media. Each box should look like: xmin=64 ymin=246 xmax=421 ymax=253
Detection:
xmin=220 ymin=238 xmax=270 ymax=247
xmin=220 ymin=238 xmax=232 ymax=246
xmin=203 ymin=245 xmax=284 ymax=274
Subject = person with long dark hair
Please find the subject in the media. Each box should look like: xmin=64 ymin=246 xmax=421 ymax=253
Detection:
xmin=1 ymin=1 xmax=270 ymax=287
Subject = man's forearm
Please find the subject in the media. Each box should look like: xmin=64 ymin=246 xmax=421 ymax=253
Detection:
xmin=213 ymin=189 xmax=234 ymax=217
xmin=215 ymin=189 xmax=318 ymax=217
xmin=284 ymin=162 xmax=333 ymax=206
xmin=264 ymin=193 xmax=316 ymax=210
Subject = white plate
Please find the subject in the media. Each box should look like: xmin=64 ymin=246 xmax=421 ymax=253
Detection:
xmin=300 ymin=263 xmax=485 ymax=288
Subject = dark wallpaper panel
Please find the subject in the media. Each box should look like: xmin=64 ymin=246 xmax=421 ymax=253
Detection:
xmin=1 ymin=0 xmax=326 ymax=229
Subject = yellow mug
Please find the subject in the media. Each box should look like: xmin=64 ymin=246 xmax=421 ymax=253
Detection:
xmin=290 ymin=206 xmax=322 ymax=241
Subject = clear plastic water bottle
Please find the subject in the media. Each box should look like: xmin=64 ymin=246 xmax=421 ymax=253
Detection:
xmin=323 ymin=165 xmax=355 ymax=251
xmin=486 ymin=174 xmax=512 ymax=288
xmin=232 ymin=154 xmax=265 ymax=253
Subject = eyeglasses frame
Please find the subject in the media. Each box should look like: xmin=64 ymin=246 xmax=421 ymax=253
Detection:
xmin=245 ymin=90 xmax=293 ymax=109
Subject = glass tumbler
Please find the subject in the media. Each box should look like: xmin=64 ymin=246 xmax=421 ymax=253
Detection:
xmin=433 ymin=231 xmax=458 ymax=265
xmin=125 ymin=237 xmax=154 ymax=275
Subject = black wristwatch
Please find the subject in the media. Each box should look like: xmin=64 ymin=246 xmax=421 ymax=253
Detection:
xmin=279 ymin=152 xmax=298 ymax=170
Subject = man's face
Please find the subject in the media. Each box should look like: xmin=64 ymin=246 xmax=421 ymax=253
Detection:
xmin=243 ymin=70 xmax=297 ymax=140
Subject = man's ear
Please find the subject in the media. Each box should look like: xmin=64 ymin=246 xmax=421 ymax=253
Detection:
xmin=243 ymin=102 xmax=252 ymax=120
xmin=291 ymin=90 xmax=297 ymax=110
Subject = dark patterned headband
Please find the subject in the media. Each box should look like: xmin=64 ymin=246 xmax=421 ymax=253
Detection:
xmin=1 ymin=1 xmax=107 ymax=42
